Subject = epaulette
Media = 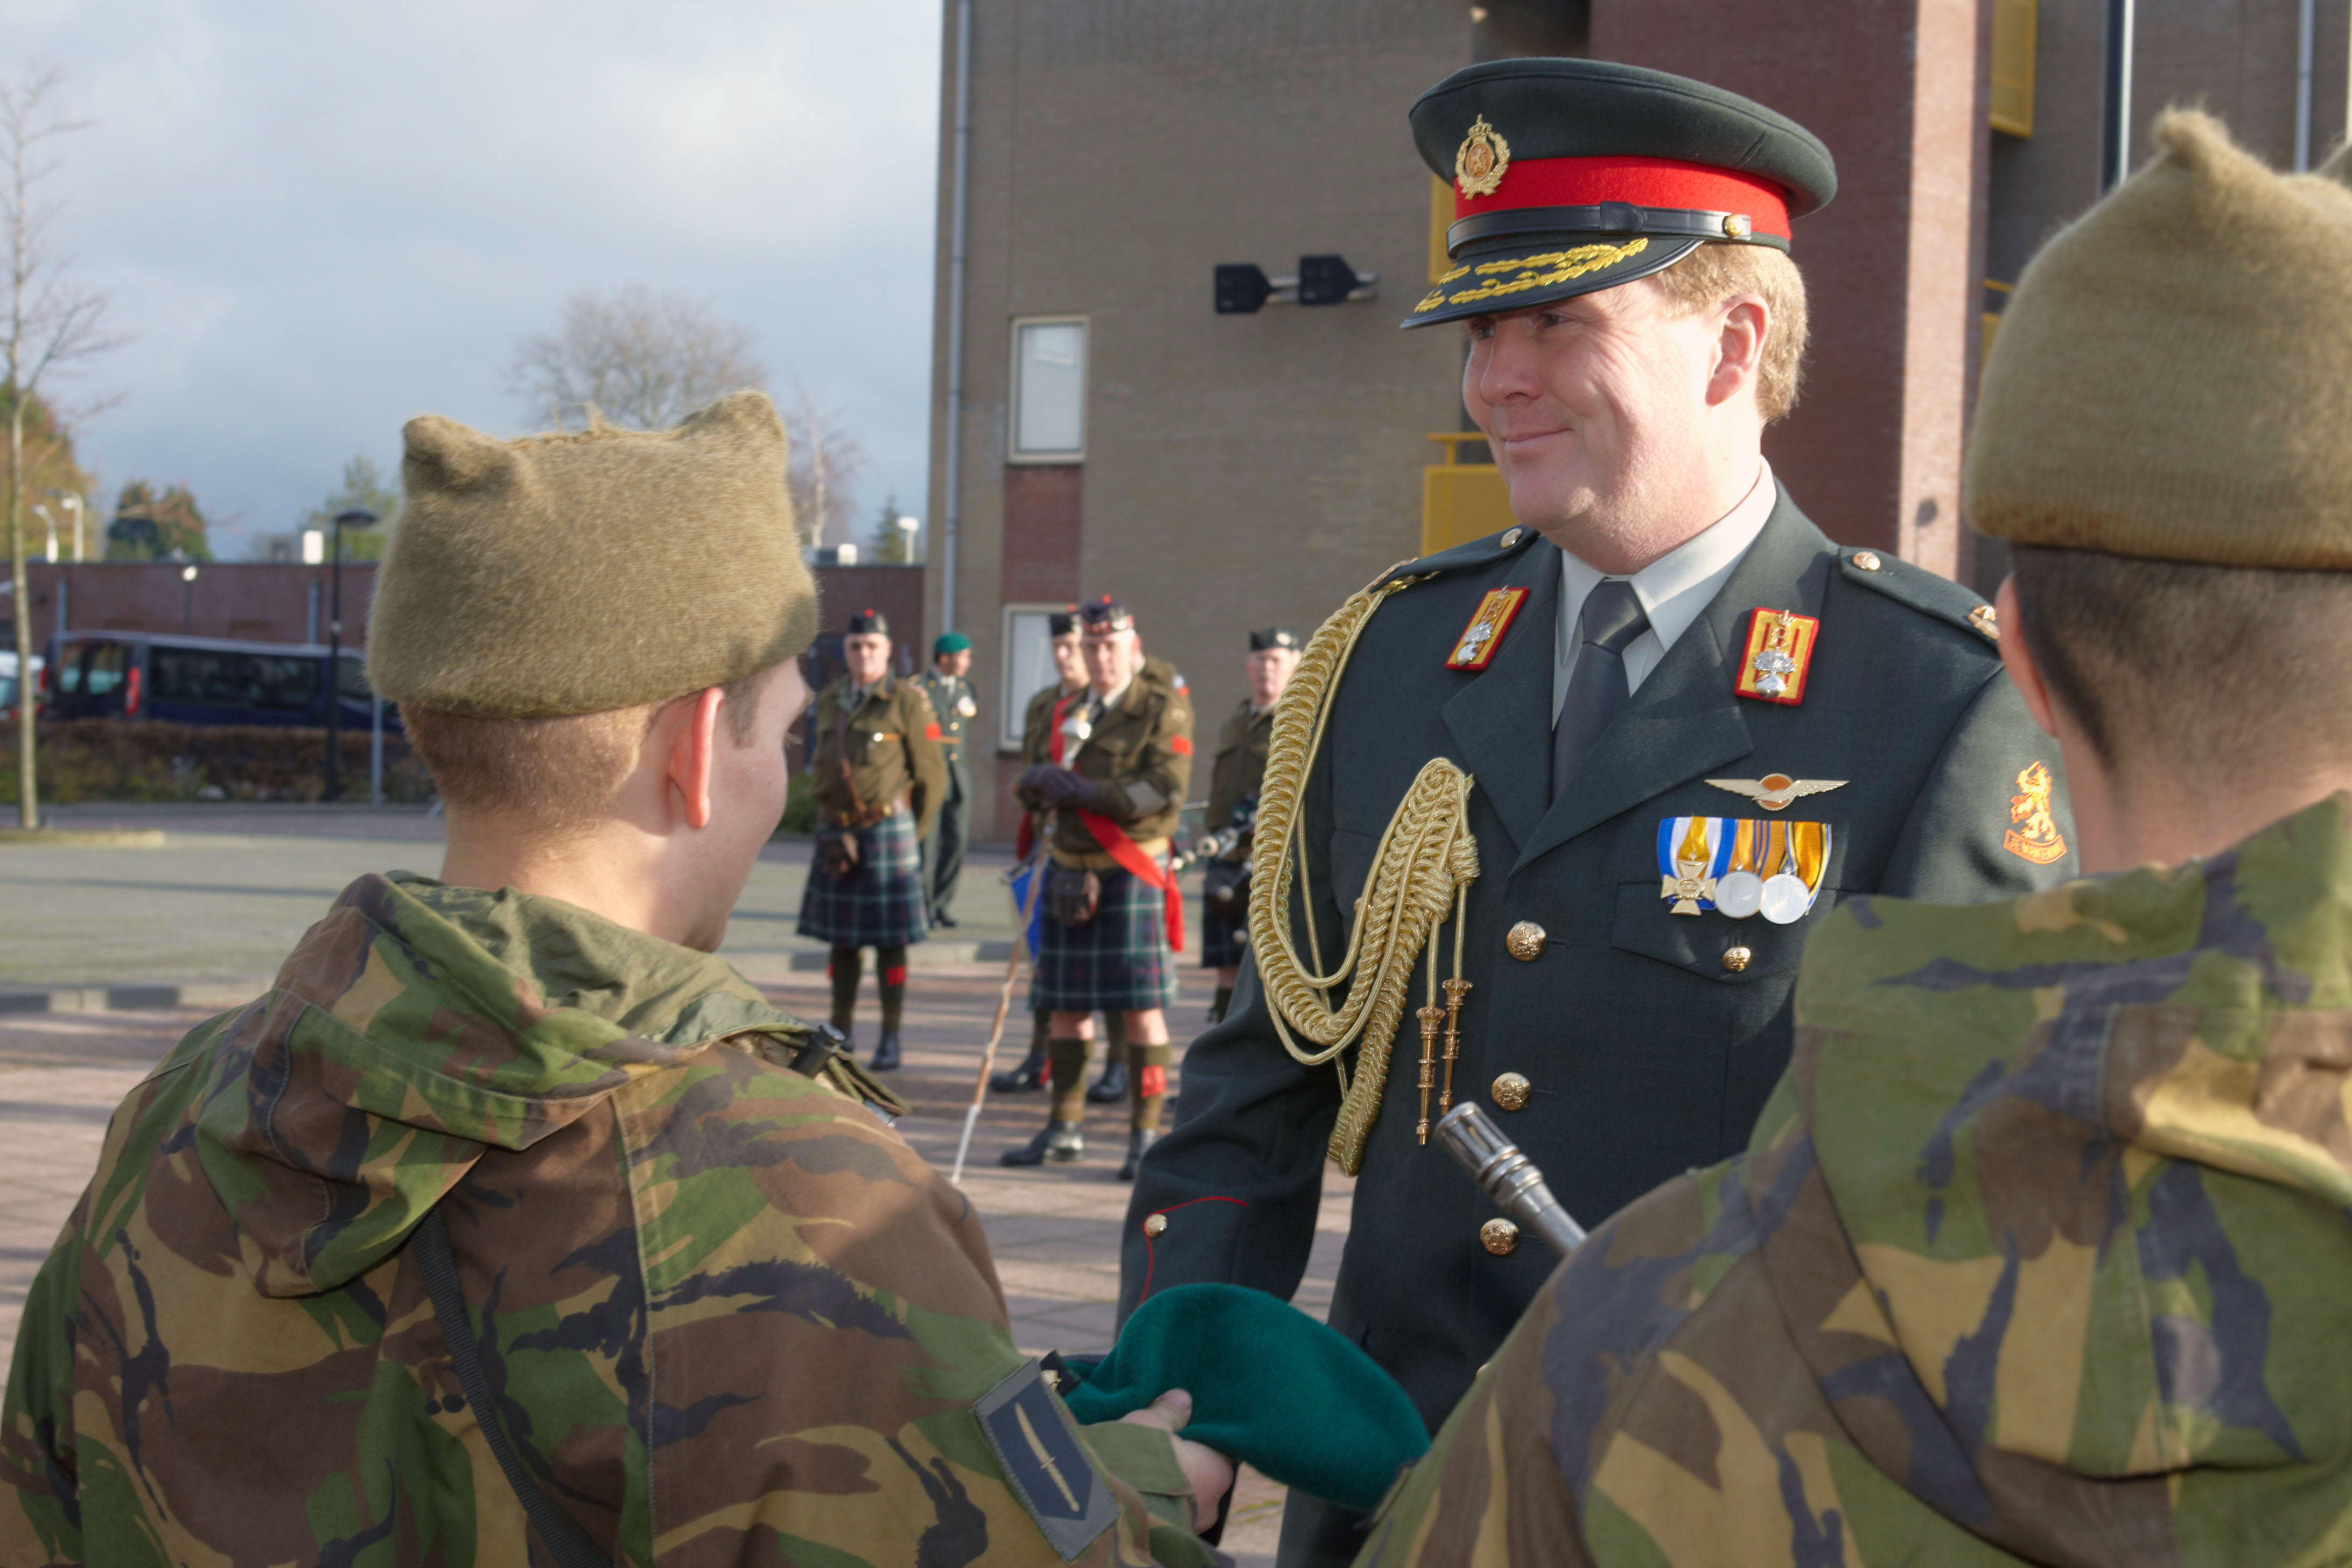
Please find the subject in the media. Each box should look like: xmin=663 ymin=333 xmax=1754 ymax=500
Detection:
xmin=1367 ymin=523 xmax=1544 ymax=592
xmin=1836 ymin=547 xmax=2002 ymax=647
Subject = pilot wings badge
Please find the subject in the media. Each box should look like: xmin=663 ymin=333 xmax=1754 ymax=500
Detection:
xmin=1706 ymin=774 xmax=1848 ymax=813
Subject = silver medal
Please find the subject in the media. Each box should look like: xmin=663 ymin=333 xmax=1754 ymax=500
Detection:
xmin=1759 ymin=873 xmax=1811 ymax=925
xmin=1713 ymin=870 xmax=1765 ymax=920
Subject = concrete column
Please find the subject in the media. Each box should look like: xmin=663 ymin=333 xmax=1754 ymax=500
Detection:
xmin=1591 ymin=0 xmax=1992 ymax=578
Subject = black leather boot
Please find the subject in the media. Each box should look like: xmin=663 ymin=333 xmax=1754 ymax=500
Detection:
xmin=869 ymin=1032 xmax=901 ymax=1072
xmin=1086 ymin=1060 xmax=1128 ymax=1104
xmin=988 ymin=1045 xmax=1048 ymax=1093
xmin=1117 ymin=1127 xmax=1159 ymax=1181
xmin=1000 ymin=1121 xmax=1084 ymax=1166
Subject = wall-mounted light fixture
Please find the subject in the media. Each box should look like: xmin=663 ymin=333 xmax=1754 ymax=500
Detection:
xmin=1214 ymin=254 xmax=1378 ymax=314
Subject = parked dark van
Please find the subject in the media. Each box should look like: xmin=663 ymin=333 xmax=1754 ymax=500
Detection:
xmin=40 ymin=633 xmax=397 ymax=733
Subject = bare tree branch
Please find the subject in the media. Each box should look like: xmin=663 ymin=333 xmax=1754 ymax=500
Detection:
xmin=4 ymin=63 xmax=128 ymax=829
xmin=501 ymin=284 xmax=767 ymax=432
xmin=781 ymin=381 xmax=869 ymax=549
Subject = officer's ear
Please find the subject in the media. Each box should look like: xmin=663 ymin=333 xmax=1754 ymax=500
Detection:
xmin=657 ymin=685 xmax=728 ymax=830
xmin=1994 ymin=576 xmax=2059 ymax=739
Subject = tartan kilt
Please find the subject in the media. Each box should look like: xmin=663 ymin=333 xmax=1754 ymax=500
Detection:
xmin=1031 ymin=858 xmax=1177 ymax=1013
xmin=797 ymin=808 xmax=929 ymax=948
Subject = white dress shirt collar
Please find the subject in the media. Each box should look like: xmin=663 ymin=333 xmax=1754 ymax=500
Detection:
xmin=1554 ymin=458 xmax=1779 ymax=717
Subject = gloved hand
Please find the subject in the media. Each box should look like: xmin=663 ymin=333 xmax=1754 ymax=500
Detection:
xmin=1018 ymin=764 xmax=1099 ymax=811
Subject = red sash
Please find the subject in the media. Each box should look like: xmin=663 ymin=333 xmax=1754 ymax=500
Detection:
xmin=1077 ymin=810 xmax=1185 ymax=954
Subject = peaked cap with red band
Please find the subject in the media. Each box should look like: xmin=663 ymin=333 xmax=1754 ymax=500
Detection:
xmin=1403 ymin=58 xmax=1837 ymax=329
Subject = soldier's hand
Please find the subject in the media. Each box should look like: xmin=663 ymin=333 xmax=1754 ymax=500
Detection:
xmin=1019 ymin=764 xmax=1098 ymax=810
xmin=1118 ymin=1388 xmax=1234 ymax=1533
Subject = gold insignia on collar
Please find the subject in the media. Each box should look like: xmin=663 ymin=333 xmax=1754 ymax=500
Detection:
xmin=1969 ymin=603 xmax=2000 ymax=642
xmin=1734 ymin=607 xmax=1821 ymax=704
xmin=1455 ymin=114 xmax=1510 ymax=199
xmin=1706 ymin=774 xmax=1849 ymax=812
xmin=2004 ymin=761 xmax=2067 ymax=864
xmin=1445 ymin=586 xmax=1529 ymax=671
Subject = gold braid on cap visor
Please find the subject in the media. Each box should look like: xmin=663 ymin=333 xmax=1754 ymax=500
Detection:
xmin=1248 ymin=577 xmax=1480 ymax=1174
xmin=1412 ymin=236 xmax=1651 ymax=314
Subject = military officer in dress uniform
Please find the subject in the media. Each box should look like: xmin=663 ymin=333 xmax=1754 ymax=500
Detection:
xmin=1004 ymin=598 xmax=1196 ymax=1179
xmin=796 ymin=608 xmax=947 ymax=1072
xmin=913 ymin=632 xmax=979 ymax=928
xmin=1199 ymin=627 xmax=1302 ymax=1024
xmin=1121 ymin=59 xmax=2077 ymax=1567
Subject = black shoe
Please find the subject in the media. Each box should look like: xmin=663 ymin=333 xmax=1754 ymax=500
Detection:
xmin=870 ymin=1032 xmax=901 ymax=1072
xmin=989 ymin=1046 xmax=1048 ymax=1094
xmin=932 ymin=911 xmax=960 ymax=929
xmin=1117 ymin=1127 xmax=1159 ymax=1181
xmin=1086 ymin=1060 xmax=1128 ymax=1104
xmin=1000 ymin=1121 xmax=1084 ymax=1166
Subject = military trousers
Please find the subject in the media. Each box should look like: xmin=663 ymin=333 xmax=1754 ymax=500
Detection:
xmin=923 ymin=752 xmax=970 ymax=922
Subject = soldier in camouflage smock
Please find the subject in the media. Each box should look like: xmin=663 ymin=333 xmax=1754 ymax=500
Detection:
xmin=1361 ymin=108 xmax=2352 ymax=1568
xmin=2 ymin=394 xmax=1226 ymax=1564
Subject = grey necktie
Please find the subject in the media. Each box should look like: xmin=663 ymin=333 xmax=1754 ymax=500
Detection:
xmin=1551 ymin=579 xmax=1651 ymax=798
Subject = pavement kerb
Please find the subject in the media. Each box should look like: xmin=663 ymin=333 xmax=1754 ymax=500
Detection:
xmin=0 ymin=828 xmax=167 ymax=848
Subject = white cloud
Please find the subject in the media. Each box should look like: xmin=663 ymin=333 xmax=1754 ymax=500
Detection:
xmin=13 ymin=0 xmax=941 ymax=550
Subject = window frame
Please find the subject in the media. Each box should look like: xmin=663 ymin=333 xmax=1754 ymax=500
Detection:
xmin=998 ymin=601 xmax=1072 ymax=753
xmin=1006 ymin=314 xmax=1089 ymax=464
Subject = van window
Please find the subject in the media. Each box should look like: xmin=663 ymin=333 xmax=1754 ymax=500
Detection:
xmin=151 ymin=648 xmax=320 ymax=711
xmin=85 ymin=644 xmax=129 ymax=697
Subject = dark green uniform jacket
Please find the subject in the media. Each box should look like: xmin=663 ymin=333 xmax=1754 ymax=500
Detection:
xmin=913 ymin=670 xmax=978 ymax=757
xmin=1365 ymin=793 xmax=2352 ymax=1568
xmin=1023 ymin=682 xmax=1087 ymax=769
xmin=1 ymin=874 xmax=1207 ymax=1565
xmin=1122 ymin=496 xmax=2076 ymax=1465
xmin=810 ymin=672 xmax=948 ymax=838
xmin=1207 ymin=699 xmax=1275 ymax=839
xmin=1022 ymin=676 xmax=1196 ymax=862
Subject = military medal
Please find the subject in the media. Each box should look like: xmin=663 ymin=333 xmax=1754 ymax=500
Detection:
xmin=1656 ymin=815 xmax=1725 ymax=915
xmin=1759 ymin=821 xmax=1831 ymax=925
xmin=1445 ymin=587 xmax=1529 ymax=671
xmin=1712 ymin=818 xmax=1774 ymax=919
xmin=1734 ymin=607 xmax=1821 ymax=704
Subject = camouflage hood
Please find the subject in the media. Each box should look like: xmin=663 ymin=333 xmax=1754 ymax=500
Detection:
xmin=194 ymin=872 xmax=796 ymax=1297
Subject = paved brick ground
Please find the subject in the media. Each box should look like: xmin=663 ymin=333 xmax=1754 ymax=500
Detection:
xmin=0 ymin=815 xmax=1347 ymax=1563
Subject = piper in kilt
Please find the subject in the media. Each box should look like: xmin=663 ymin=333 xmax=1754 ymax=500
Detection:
xmin=1199 ymin=626 xmax=1301 ymax=1023
xmin=1004 ymin=597 xmax=1194 ymax=1177
xmin=796 ymin=608 xmax=946 ymax=1070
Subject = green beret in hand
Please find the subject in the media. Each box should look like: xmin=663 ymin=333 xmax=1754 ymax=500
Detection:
xmin=1063 ymin=1283 xmax=1429 ymax=1513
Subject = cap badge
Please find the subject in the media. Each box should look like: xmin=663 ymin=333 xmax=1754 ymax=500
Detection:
xmin=2004 ymin=761 xmax=2068 ymax=864
xmin=1445 ymin=586 xmax=1529 ymax=671
xmin=1455 ymin=114 xmax=1510 ymax=199
xmin=1734 ymin=607 xmax=1821 ymax=704
xmin=1706 ymin=774 xmax=1848 ymax=812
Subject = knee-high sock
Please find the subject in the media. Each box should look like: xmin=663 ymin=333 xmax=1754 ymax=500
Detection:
xmin=1048 ymin=1034 xmax=1090 ymax=1123
xmin=877 ymin=947 xmax=908 ymax=1034
xmin=1129 ymin=1036 xmax=1173 ymax=1131
xmin=828 ymin=946 xmax=863 ymax=1033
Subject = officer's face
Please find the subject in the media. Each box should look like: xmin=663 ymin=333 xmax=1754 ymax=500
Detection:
xmin=1050 ymin=632 xmax=1085 ymax=688
xmin=1082 ymin=629 xmax=1137 ymax=693
xmin=1245 ymin=647 xmax=1299 ymax=709
xmin=936 ymin=649 xmax=973 ymax=678
xmin=843 ymin=633 xmax=891 ymax=687
xmin=1462 ymin=279 xmax=1762 ymax=567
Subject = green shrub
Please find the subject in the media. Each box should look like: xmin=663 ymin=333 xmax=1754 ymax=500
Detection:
xmin=0 ymin=720 xmax=436 ymax=806
xmin=778 ymin=769 xmax=818 ymax=834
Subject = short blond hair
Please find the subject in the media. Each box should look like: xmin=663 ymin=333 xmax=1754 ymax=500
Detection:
xmin=1649 ymin=243 xmax=1809 ymax=422
xmin=405 ymin=664 xmax=779 ymax=835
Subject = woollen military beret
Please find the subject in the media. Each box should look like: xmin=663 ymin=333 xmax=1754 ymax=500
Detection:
xmin=1250 ymin=627 xmax=1302 ymax=652
xmin=1968 ymin=111 xmax=2352 ymax=570
xmin=933 ymin=632 xmax=971 ymax=655
xmin=846 ymin=609 xmax=890 ymax=636
xmin=367 ymin=391 xmax=817 ymax=719
xmin=1080 ymin=597 xmax=1133 ymax=635
xmin=1048 ymin=608 xmax=1079 ymax=638
xmin=1404 ymin=58 xmax=1836 ymax=328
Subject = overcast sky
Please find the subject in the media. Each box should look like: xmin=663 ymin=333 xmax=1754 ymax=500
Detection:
xmin=13 ymin=0 xmax=941 ymax=556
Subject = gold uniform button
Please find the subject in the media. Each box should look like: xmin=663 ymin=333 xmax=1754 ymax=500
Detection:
xmin=1142 ymin=1214 xmax=1168 ymax=1237
xmin=1491 ymin=1072 xmax=1532 ymax=1111
xmin=1480 ymin=1218 xmax=1521 ymax=1256
xmin=1499 ymin=527 xmax=1523 ymax=550
xmin=1722 ymin=945 xmax=1753 ymax=973
xmin=1852 ymin=550 xmax=1883 ymax=571
xmin=1504 ymin=921 xmax=1548 ymax=961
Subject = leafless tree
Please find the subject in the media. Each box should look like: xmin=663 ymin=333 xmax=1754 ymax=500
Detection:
xmin=781 ymin=381 xmax=869 ymax=548
xmin=4 ymin=65 xmax=125 ymax=830
xmin=502 ymin=285 xmax=767 ymax=432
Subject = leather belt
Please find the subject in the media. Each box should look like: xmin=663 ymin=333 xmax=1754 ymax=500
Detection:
xmin=827 ymin=795 xmax=909 ymax=829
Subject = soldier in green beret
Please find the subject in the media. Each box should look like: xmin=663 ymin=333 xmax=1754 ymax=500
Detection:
xmin=1199 ymin=627 xmax=1302 ymax=1024
xmin=797 ymin=607 xmax=947 ymax=1073
xmin=1004 ymin=598 xmax=1196 ymax=1179
xmin=1364 ymin=110 xmax=2352 ymax=1568
xmin=914 ymin=630 xmax=978 ymax=928
xmin=0 ymin=394 xmax=1231 ymax=1563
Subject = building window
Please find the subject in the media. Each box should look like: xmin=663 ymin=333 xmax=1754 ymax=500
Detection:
xmin=1010 ymin=317 xmax=1087 ymax=461
xmin=999 ymin=602 xmax=1067 ymax=751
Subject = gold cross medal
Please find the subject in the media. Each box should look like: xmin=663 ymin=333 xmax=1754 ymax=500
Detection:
xmin=1734 ymin=607 xmax=1821 ymax=704
xmin=1445 ymin=587 xmax=1529 ymax=671
xmin=1656 ymin=815 xmax=1726 ymax=915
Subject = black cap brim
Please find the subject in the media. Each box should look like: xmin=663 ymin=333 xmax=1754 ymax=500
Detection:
xmin=1403 ymin=233 xmax=1706 ymax=328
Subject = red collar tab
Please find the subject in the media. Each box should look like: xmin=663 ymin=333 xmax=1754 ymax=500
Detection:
xmin=1457 ymin=155 xmax=1791 ymax=242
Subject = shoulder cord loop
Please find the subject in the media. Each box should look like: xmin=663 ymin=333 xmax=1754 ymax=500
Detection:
xmin=1248 ymin=579 xmax=1480 ymax=1174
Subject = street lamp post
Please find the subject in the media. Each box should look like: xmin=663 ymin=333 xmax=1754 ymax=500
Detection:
xmin=180 ymin=564 xmax=199 ymax=633
xmin=325 ymin=507 xmax=379 ymax=802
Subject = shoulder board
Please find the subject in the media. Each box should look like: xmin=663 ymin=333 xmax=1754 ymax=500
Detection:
xmin=1368 ymin=523 xmax=1543 ymax=591
xmin=1837 ymin=547 xmax=2002 ymax=647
